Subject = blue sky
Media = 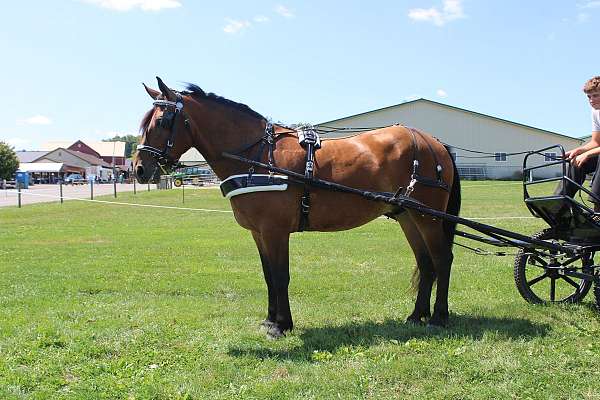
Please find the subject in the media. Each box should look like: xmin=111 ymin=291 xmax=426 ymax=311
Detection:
xmin=1 ymin=0 xmax=599 ymax=150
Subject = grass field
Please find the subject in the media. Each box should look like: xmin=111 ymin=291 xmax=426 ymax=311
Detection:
xmin=1 ymin=182 xmax=600 ymax=399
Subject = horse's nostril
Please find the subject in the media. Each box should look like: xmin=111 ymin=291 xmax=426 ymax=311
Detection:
xmin=136 ymin=165 xmax=145 ymax=178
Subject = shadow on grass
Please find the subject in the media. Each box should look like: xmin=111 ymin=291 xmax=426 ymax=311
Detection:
xmin=228 ymin=314 xmax=551 ymax=362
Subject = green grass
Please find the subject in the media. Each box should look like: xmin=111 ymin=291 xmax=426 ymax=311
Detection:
xmin=1 ymin=182 xmax=600 ymax=399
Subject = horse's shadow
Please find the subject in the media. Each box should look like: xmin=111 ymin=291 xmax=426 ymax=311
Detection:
xmin=228 ymin=314 xmax=551 ymax=362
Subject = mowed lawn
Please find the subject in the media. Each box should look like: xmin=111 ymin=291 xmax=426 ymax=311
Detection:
xmin=1 ymin=182 xmax=600 ymax=399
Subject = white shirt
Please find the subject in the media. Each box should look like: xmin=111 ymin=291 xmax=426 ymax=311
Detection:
xmin=593 ymin=109 xmax=600 ymax=132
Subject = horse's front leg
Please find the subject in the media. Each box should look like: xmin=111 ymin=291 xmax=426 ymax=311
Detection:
xmin=251 ymin=231 xmax=276 ymax=328
xmin=252 ymin=229 xmax=292 ymax=339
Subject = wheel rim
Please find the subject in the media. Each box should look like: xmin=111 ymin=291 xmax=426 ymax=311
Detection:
xmin=522 ymin=252 xmax=591 ymax=303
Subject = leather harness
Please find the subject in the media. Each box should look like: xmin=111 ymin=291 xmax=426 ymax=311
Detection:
xmin=137 ymin=92 xmax=450 ymax=232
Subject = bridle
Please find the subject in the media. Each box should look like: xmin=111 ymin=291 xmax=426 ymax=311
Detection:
xmin=136 ymin=93 xmax=190 ymax=171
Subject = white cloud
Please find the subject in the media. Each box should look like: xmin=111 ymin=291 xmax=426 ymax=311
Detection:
xmin=436 ymin=89 xmax=448 ymax=98
xmin=577 ymin=12 xmax=590 ymax=23
xmin=254 ymin=15 xmax=269 ymax=23
xmin=82 ymin=0 xmax=182 ymax=12
xmin=408 ymin=0 xmax=465 ymax=26
xmin=19 ymin=115 xmax=52 ymax=125
xmin=579 ymin=1 xmax=600 ymax=8
xmin=276 ymin=5 xmax=294 ymax=18
xmin=223 ymin=7 xmax=293 ymax=35
xmin=223 ymin=18 xmax=251 ymax=34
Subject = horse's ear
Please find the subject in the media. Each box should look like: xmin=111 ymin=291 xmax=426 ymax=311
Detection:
xmin=143 ymin=83 xmax=160 ymax=100
xmin=156 ymin=76 xmax=177 ymax=101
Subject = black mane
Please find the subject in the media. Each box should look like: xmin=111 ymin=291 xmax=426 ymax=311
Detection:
xmin=183 ymin=83 xmax=265 ymax=120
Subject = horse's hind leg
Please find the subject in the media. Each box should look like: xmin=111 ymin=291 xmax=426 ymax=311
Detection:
xmin=251 ymin=229 xmax=293 ymax=339
xmin=397 ymin=214 xmax=436 ymax=324
xmin=411 ymin=213 xmax=454 ymax=327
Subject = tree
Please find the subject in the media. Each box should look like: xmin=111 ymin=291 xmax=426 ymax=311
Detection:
xmin=103 ymin=134 xmax=141 ymax=158
xmin=0 ymin=141 xmax=19 ymax=180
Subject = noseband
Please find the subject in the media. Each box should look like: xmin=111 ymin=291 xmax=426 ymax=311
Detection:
xmin=137 ymin=94 xmax=189 ymax=169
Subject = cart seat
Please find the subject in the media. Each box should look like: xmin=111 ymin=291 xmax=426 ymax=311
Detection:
xmin=525 ymin=195 xmax=600 ymax=242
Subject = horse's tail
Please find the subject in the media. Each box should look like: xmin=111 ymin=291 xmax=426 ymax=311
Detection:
xmin=443 ymin=145 xmax=461 ymax=247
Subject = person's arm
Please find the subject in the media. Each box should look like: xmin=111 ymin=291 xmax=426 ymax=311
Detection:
xmin=571 ymin=131 xmax=600 ymax=167
xmin=566 ymin=131 xmax=600 ymax=160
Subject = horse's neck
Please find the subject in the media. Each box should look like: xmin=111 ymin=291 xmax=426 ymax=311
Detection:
xmin=189 ymin=104 xmax=265 ymax=179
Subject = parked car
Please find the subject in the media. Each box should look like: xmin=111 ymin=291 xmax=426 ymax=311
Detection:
xmin=64 ymin=174 xmax=86 ymax=185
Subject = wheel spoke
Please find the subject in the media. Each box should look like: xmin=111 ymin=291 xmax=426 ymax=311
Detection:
xmin=560 ymin=275 xmax=580 ymax=290
xmin=550 ymin=278 xmax=556 ymax=301
xmin=529 ymin=255 xmax=548 ymax=267
xmin=559 ymin=256 xmax=582 ymax=268
xmin=527 ymin=273 xmax=548 ymax=287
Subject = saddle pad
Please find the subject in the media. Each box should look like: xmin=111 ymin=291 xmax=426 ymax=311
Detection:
xmin=220 ymin=174 xmax=289 ymax=199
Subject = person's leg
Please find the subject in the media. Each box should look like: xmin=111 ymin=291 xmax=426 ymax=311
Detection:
xmin=588 ymin=156 xmax=600 ymax=211
xmin=555 ymin=156 xmax=598 ymax=198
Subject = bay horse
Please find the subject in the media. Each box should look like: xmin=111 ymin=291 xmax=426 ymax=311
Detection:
xmin=134 ymin=77 xmax=461 ymax=339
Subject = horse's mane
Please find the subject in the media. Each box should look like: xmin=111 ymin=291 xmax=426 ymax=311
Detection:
xmin=139 ymin=83 xmax=266 ymax=133
xmin=182 ymin=83 xmax=266 ymax=121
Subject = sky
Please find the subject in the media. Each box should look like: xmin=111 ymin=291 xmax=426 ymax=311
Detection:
xmin=1 ymin=0 xmax=599 ymax=151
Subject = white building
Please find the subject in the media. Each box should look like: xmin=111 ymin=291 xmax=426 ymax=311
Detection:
xmin=317 ymin=99 xmax=584 ymax=180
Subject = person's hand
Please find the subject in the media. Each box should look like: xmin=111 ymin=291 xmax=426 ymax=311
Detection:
xmin=565 ymin=148 xmax=583 ymax=160
xmin=572 ymin=152 xmax=590 ymax=168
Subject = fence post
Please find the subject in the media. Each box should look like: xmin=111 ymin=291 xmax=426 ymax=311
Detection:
xmin=60 ymin=182 xmax=63 ymax=204
xmin=147 ymin=182 xmax=150 ymax=192
xmin=113 ymin=178 xmax=117 ymax=198
xmin=133 ymin=178 xmax=136 ymax=195
xmin=90 ymin=180 xmax=94 ymax=200
xmin=17 ymin=184 xmax=21 ymax=208
xmin=182 ymin=182 xmax=185 ymax=204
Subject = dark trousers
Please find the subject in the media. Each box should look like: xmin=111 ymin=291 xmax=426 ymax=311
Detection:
xmin=555 ymin=155 xmax=600 ymax=204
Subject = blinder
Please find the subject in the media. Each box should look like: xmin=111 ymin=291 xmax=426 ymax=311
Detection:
xmin=136 ymin=95 xmax=188 ymax=170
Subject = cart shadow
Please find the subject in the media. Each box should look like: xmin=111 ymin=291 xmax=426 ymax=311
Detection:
xmin=228 ymin=314 xmax=551 ymax=362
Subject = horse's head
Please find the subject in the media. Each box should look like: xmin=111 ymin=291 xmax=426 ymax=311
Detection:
xmin=134 ymin=77 xmax=193 ymax=184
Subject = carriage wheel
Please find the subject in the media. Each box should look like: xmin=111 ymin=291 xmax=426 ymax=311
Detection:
xmin=174 ymin=178 xmax=183 ymax=187
xmin=514 ymin=229 xmax=593 ymax=304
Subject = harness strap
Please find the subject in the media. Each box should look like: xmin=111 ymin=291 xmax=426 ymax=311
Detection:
xmin=297 ymin=125 xmax=320 ymax=231
xmin=411 ymin=128 xmax=443 ymax=181
xmin=265 ymin=121 xmax=276 ymax=168
xmin=402 ymin=127 xmax=450 ymax=195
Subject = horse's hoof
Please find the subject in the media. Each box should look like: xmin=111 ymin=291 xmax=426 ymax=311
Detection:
xmin=406 ymin=316 xmax=425 ymax=325
xmin=260 ymin=319 xmax=276 ymax=329
xmin=266 ymin=326 xmax=285 ymax=340
xmin=427 ymin=316 xmax=448 ymax=328
xmin=406 ymin=312 xmax=430 ymax=325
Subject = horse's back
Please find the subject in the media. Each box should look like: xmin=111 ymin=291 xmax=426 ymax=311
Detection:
xmin=230 ymin=125 xmax=454 ymax=233
xmin=317 ymin=125 xmax=446 ymax=191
